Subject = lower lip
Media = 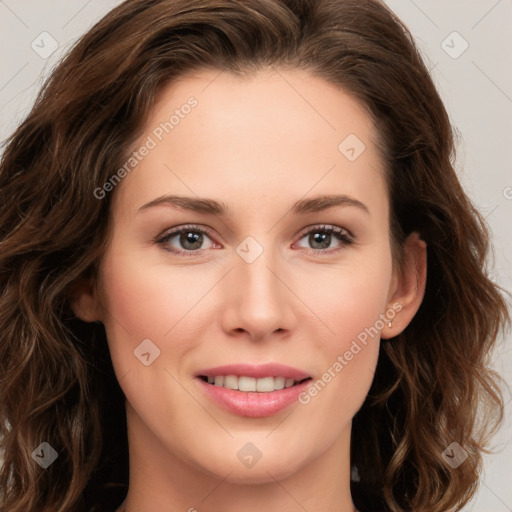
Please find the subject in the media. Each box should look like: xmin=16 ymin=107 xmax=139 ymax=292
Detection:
xmin=196 ymin=378 xmax=312 ymax=417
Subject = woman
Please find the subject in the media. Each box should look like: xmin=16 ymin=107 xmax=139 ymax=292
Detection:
xmin=0 ymin=0 xmax=509 ymax=511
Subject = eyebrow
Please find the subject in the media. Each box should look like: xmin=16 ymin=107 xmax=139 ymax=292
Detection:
xmin=138 ymin=194 xmax=369 ymax=216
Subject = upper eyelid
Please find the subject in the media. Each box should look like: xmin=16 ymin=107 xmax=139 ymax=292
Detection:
xmin=158 ymin=224 xmax=214 ymax=237
xmin=295 ymin=223 xmax=353 ymax=239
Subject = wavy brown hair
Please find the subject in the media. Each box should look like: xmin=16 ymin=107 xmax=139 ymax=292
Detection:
xmin=0 ymin=0 xmax=509 ymax=511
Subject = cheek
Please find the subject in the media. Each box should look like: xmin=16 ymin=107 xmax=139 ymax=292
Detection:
xmin=297 ymin=254 xmax=392 ymax=406
xmin=97 ymin=247 xmax=182 ymax=370
xmin=99 ymin=247 xmax=206 ymax=338
xmin=99 ymin=256 xmax=166 ymax=338
xmin=97 ymin=244 xmax=225 ymax=387
xmin=304 ymin=255 xmax=393 ymax=345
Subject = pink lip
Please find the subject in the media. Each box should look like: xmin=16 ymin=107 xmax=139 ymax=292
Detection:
xmin=195 ymin=363 xmax=310 ymax=381
xmin=196 ymin=377 xmax=312 ymax=417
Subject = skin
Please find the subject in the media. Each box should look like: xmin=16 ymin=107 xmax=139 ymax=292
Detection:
xmin=73 ymin=67 xmax=427 ymax=512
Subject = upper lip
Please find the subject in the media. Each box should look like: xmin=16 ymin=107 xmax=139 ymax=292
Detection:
xmin=195 ymin=363 xmax=311 ymax=381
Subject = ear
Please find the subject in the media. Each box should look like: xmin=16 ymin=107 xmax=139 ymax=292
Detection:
xmin=68 ymin=275 xmax=103 ymax=323
xmin=381 ymin=231 xmax=427 ymax=339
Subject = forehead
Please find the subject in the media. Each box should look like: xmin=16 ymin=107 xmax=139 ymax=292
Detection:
xmin=114 ymin=68 xmax=388 ymax=219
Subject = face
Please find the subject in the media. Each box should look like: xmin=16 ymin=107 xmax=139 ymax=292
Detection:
xmin=77 ymin=67 xmax=425 ymax=488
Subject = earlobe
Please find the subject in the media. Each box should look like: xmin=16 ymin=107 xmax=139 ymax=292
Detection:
xmin=68 ymin=276 xmax=103 ymax=323
xmin=381 ymin=232 xmax=427 ymax=339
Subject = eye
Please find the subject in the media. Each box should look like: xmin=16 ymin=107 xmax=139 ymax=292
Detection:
xmin=155 ymin=223 xmax=354 ymax=256
xmin=156 ymin=225 xmax=217 ymax=255
xmin=294 ymin=224 xmax=354 ymax=254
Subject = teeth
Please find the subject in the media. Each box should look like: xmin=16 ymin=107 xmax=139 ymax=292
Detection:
xmin=224 ymin=375 xmax=238 ymax=390
xmin=285 ymin=378 xmax=294 ymax=388
xmin=204 ymin=375 xmax=304 ymax=392
xmin=239 ymin=376 xmax=256 ymax=392
xmin=274 ymin=376 xmax=285 ymax=390
xmin=256 ymin=377 xmax=274 ymax=392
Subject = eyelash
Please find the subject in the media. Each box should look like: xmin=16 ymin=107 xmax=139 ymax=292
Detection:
xmin=155 ymin=224 xmax=355 ymax=256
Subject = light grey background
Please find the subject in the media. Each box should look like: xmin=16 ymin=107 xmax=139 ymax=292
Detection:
xmin=0 ymin=1 xmax=510 ymax=510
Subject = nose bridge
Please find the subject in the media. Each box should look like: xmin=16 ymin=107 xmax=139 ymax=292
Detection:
xmin=225 ymin=236 xmax=293 ymax=337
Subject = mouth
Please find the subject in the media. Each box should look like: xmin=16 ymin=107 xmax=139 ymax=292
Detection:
xmin=195 ymin=363 xmax=313 ymax=417
xmin=198 ymin=375 xmax=312 ymax=392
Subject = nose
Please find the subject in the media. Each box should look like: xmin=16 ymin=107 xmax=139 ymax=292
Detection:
xmin=220 ymin=244 xmax=297 ymax=342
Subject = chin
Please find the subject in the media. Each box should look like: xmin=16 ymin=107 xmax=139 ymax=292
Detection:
xmin=191 ymin=443 xmax=312 ymax=484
